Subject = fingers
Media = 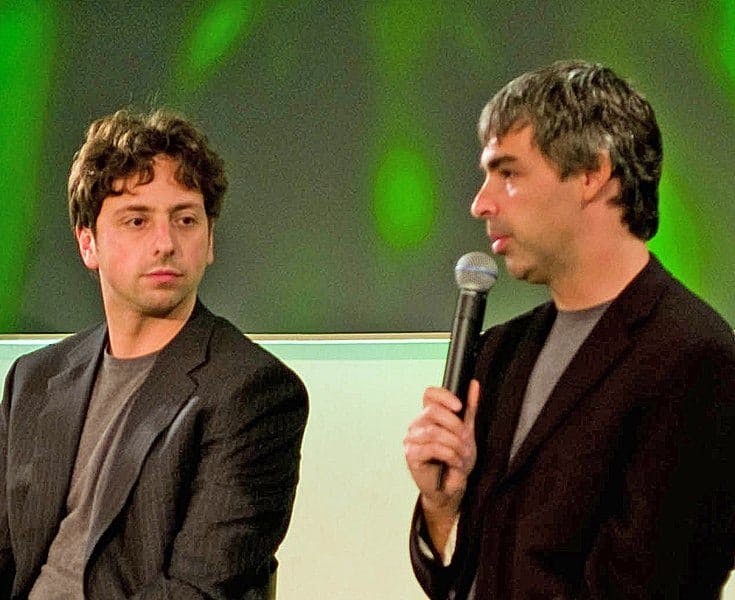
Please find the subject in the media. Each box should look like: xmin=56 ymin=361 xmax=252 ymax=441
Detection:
xmin=404 ymin=437 xmax=466 ymax=471
xmin=423 ymin=386 xmax=463 ymax=413
xmin=405 ymin=416 xmax=466 ymax=467
xmin=405 ymin=384 xmax=480 ymax=473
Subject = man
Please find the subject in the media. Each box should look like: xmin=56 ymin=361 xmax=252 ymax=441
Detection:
xmin=405 ymin=60 xmax=735 ymax=598
xmin=0 ymin=109 xmax=308 ymax=598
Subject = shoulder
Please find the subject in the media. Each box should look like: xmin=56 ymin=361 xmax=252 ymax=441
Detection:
xmin=641 ymin=264 xmax=734 ymax=357
xmin=206 ymin=312 xmax=301 ymax=376
xmin=603 ymin=260 xmax=735 ymax=398
xmin=10 ymin=324 xmax=104 ymax=382
xmin=192 ymin=309 xmax=308 ymax=411
xmin=3 ymin=324 xmax=104 ymax=420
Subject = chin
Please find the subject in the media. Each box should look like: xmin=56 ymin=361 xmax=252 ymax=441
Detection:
xmin=504 ymin=258 xmax=529 ymax=281
xmin=139 ymin=294 xmax=193 ymax=319
xmin=505 ymin=256 xmax=548 ymax=285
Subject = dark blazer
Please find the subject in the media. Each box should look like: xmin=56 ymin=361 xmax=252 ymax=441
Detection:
xmin=411 ymin=256 xmax=735 ymax=599
xmin=0 ymin=301 xmax=308 ymax=599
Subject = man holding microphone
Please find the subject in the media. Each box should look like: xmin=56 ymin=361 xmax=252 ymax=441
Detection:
xmin=405 ymin=60 xmax=735 ymax=599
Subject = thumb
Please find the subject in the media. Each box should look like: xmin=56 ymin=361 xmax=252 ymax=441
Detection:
xmin=464 ymin=379 xmax=480 ymax=430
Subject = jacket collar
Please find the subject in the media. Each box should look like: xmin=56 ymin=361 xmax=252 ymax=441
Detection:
xmin=502 ymin=254 xmax=671 ymax=479
xmin=18 ymin=323 xmax=109 ymax=586
xmin=84 ymin=299 xmax=216 ymax=564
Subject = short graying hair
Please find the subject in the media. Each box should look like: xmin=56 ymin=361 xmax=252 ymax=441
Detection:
xmin=478 ymin=60 xmax=662 ymax=240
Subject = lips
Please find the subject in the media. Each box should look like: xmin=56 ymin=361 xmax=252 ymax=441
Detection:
xmin=144 ymin=269 xmax=183 ymax=284
xmin=489 ymin=232 xmax=510 ymax=255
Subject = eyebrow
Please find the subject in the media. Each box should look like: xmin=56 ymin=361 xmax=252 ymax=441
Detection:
xmin=479 ymin=154 xmax=518 ymax=172
xmin=113 ymin=201 xmax=205 ymax=215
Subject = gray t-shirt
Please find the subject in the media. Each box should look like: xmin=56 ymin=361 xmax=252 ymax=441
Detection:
xmin=30 ymin=348 xmax=156 ymax=599
xmin=509 ymin=301 xmax=610 ymax=462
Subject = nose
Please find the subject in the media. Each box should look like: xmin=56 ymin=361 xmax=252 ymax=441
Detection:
xmin=153 ymin=220 xmax=176 ymax=256
xmin=470 ymin=175 xmax=499 ymax=219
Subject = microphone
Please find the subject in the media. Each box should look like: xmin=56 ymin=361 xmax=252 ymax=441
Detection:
xmin=437 ymin=252 xmax=497 ymax=489
xmin=442 ymin=251 xmax=499 ymax=416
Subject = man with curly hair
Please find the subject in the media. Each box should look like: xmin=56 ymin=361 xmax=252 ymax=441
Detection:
xmin=405 ymin=61 xmax=735 ymax=598
xmin=0 ymin=109 xmax=308 ymax=599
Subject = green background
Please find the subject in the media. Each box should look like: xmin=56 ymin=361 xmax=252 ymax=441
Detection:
xmin=2 ymin=1 xmax=733 ymax=333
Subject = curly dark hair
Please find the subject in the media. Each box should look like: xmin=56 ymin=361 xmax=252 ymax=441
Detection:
xmin=68 ymin=108 xmax=227 ymax=231
xmin=478 ymin=60 xmax=662 ymax=240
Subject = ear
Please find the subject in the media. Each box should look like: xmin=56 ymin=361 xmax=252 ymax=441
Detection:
xmin=581 ymin=150 xmax=620 ymax=205
xmin=206 ymin=222 xmax=215 ymax=265
xmin=76 ymin=226 xmax=99 ymax=270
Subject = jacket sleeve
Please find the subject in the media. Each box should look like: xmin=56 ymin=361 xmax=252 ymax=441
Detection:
xmin=408 ymin=324 xmax=512 ymax=600
xmin=581 ymin=333 xmax=735 ymax=598
xmin=0 ymin=362 xmax=17 ymax=598
xmin=130 ymin=360 xmax=308 ymax=600
xmin=410 ymin=499 xmax=472 ymax=600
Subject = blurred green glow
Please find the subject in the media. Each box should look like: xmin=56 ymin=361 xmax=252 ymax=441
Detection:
xmin=369 ymin=1 xmax=436 ymax=78
xmin=696 ymin=1 xmax=735 ymax=107
xmin=176 ymin=0 xmax=260 ymax=93
xmin=0 ymin=3 xmax=55 ymax=331
xmin=367 ymin=2 xmax=441 ymax=251
xmin=647 ymin=173 xmax=703 ymax=294
xmin=372 ymin=145 xmax=436 ymax=250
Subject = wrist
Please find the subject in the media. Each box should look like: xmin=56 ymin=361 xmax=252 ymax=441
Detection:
xmin=421 ymin=487 xmax=462 ymax=513
xmin=419 ymin=495 xmax=461 ymax=562
xmin=420 ymin=493 xmax=461 ymax=526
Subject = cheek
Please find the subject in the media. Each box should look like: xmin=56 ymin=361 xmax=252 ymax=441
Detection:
xmin=95 ymin=237 xmax=139 ymax=275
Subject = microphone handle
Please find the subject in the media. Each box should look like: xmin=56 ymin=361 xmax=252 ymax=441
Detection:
xmin=437 ymin=289 xmax=486 ymax=490
xmin=442 ymin=289 xmax=487 ymax=418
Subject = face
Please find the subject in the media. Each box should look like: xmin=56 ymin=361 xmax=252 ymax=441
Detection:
xmin=76 ymin=155 xmax=214 ymax=322
xmin=471 ymin=126 xmax=586 ymax=285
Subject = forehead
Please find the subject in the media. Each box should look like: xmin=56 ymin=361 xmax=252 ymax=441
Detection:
xmin=480 ymin=125 xmax=537 ymax=165
xmin=108 ymin=155 xmax=204 ymax=207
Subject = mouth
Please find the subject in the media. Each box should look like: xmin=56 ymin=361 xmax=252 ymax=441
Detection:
xmin=144 ymin=269 xmax=183 ymax=284
xmin=489 ymin=232 xmax=510 ymax=255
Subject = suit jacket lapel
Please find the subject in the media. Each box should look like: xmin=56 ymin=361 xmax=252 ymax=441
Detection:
xmin=24 ymin=325 xmax=106 ymax=570
xmin=477 ymin=303 xmax=556 ymax=493
xmin=84 ymin=301 xmax=214 ymax=565
xmin=504 ymin=256 xmax=669 ymax=479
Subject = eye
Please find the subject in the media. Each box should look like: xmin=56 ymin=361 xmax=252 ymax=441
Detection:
xmin=126 ymin=216 xmax=146 ymax=228
xmin=178 ymin=214 xmax=198 ymax=226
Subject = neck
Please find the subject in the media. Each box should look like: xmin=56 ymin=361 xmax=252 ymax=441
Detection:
xmin=549 ymin=236 xmax=649 ymax=311
xmin=104 ymin=298 xmax=196 ymax=358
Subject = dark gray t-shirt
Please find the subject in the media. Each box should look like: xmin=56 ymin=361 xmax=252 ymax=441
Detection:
xmin=30 ymin=348 xmax=156 ymax=599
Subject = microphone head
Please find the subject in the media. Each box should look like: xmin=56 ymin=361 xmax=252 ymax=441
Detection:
xmin=454 ymin=252 xmax=498 ymax=292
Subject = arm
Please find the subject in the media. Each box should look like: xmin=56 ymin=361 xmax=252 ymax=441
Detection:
xmin=582 ymin=338 xmax=735 ymax=598
xmin=131 ymin=362 xmax=308 ymax=600
xmin=404 ymin=380 xmax=480 ymax=598
xmin=0 ymin=363 xmax=17 ymax=598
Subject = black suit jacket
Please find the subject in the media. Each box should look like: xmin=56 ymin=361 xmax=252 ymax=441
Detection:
xmin=0 ymin=301 xmax=308 ymax=599
xmin=411 ymin=256 xmax=735 ymax=599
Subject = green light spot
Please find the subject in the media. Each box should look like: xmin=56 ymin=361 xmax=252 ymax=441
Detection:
xmin=176 ymin=0 xmax=260 ymax=93
xmin=647 ymin=174 xmax=703 ymax=294
xmin=372 ymin=145 xmax=436 ymax=250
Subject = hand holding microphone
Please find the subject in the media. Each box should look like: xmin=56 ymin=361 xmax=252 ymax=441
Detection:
xmin=436 ymin=252 xmax=498 ymax=488
xmin=405 ymin=252 xmax=498 ymax=540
